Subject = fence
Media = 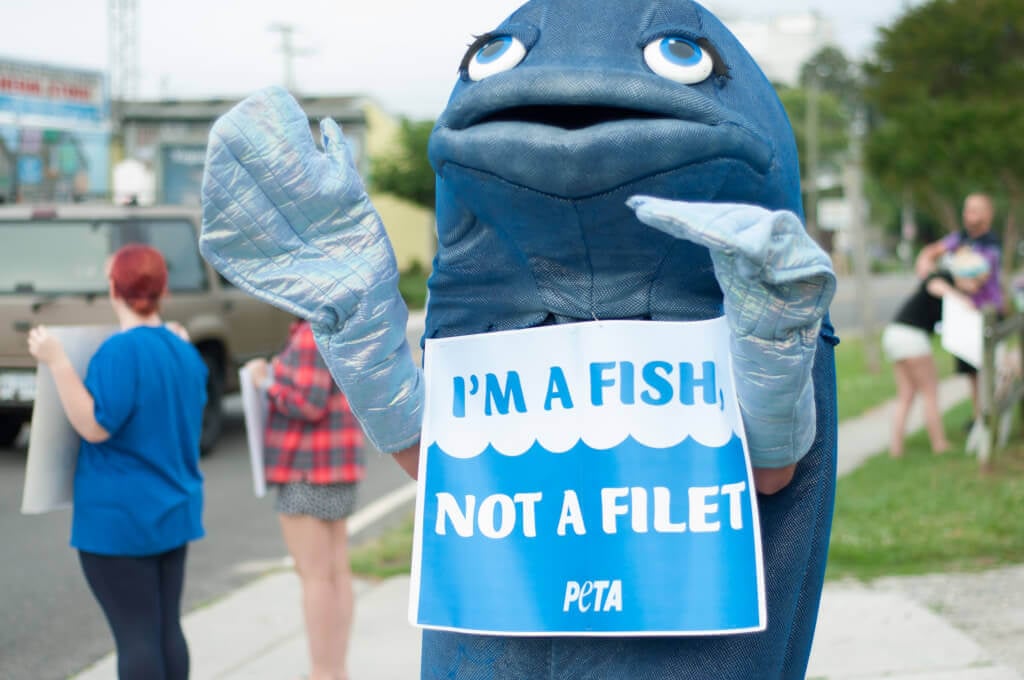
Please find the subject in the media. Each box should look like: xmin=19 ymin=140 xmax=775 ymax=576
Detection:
xmin=970 ymin=309 xmax=1024 ymax=465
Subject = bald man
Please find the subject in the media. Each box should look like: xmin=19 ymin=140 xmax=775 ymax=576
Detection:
xmin=915 ymin=193 xmax=1003 ymax=419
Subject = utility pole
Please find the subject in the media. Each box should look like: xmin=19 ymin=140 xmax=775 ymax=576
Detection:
xmin=269 ymin=23 xmax=315 ymax=93
xmin=108 ymin=0 xmax=139 ymax=155
xmin=803 ymin=12 xmax=831 ymax=250
xmin=847 ymin=108 xmax=880 ymax=372
xmin=805 ymin=67 xmax=821 ymax=246
xmin=108 ymin=0 xmax=140 ymax=102
xmin=898 ymin=190 xmax=917 ymax=268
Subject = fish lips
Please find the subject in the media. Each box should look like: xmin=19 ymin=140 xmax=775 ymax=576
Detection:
xmin=430 ymin=69 xmax=775 ymax=200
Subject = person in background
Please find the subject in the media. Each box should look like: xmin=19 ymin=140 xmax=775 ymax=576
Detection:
xmin=915 ymin=193 xmax=1003 ymax=422
xmin=27 ymin=244 xmax=207 ymax=680
xmin=882 ymin=264 xmax=977 ymax=457
xmin=245 ymin=319 xmax=364 ymax=680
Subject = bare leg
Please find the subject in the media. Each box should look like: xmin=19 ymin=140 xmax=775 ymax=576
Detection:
xmin=906 ymin=355 xmax=950 ymax=454
xmin=329 ymin=518 xmax=355 ymax=680
xmin=890 ymin=360 xmax=916 ymax=457
xmin=280 ymin=514 xmax=346 ymax=680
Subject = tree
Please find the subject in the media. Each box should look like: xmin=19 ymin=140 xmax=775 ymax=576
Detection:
xmin=864 ymin=0 xmax=1024 ymax=269
xmin=779 ymin=86 xmax=850 ymax=192
xmin=777 ymin=84 xmax=850 ymax=247
xmin=799 ymin=46 xmax=861 ymax=112
xmin=370 ymin=118 xmax=436 ymax=210
xmin=783 ymin=47 xmax=863 ymax=248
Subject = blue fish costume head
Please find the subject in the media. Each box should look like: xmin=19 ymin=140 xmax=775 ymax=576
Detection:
xmin=198 ymin=1 xmax=838 ymax=677
xmin=425 ymin=0 xmax=806 ymax=335
xmin=433 ymin=0 xmax=799 ymax=205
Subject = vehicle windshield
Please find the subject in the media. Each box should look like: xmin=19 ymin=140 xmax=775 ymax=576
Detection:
xmin=0 ymin=221 xmax=112 ymax=295
xmin=0 ymin=218 xmax=206 ymax=295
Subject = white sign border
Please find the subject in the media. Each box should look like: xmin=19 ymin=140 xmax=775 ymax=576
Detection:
xmin=407 ymin=318 xmax=767 ymax=637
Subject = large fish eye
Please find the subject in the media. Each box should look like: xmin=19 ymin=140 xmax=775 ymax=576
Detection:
xmin=643 ymin=37 xmax=715 ymax=85
xmin=467 ymin=35 xmax=527 ymax=81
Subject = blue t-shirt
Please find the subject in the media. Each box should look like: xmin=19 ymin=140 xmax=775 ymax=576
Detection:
xmin=72 ymin=326 xmax=208 ymax=556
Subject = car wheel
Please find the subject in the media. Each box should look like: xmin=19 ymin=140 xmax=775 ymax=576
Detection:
xmin=199 ymin=352 xmax=225 ymax=456
xmin=0 ymin=415 xmax=24 ymax=448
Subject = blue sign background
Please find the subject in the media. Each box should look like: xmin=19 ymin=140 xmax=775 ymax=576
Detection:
xmin=0 ymin=95 xmax=106 ymax=124
xmin=416 ymin=434 xmax=762 ymax=634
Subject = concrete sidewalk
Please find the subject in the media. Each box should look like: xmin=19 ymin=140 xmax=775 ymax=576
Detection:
xmin=72 ymin=375 xmax=1024 ymax=680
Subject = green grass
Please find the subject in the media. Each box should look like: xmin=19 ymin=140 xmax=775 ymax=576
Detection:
xmin=398 ymin=263 xmax=429 ymax=310
xmin=827 ymin=401 xmax=1024 ymax=580
xmin=834 ymin=333 xmax=953 ymax=421
xmin=350 ymin=515 xmax=416 ymax=579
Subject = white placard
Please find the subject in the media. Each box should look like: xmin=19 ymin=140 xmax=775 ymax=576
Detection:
xmin=941 ymin=294 xmax=983 ymax=369
xmin=21 ymin=325 xmax=117 ymax=515
xmin=239 ymin=365 xmax=268 ymax=498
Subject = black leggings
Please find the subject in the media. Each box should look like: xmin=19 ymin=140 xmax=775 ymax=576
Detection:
xmin=78 ymin=545 xmax=190 ymax=680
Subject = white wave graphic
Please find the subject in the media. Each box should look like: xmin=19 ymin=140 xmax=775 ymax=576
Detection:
xmin=422 ymin=319 xmax=744 ymax=459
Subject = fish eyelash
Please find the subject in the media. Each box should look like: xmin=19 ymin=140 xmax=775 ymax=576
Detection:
xmin=460 ymin=33 xmax=498 ymax=72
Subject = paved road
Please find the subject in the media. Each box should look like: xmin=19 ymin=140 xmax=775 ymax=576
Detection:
xmin=0 ymin=318 xmax=426 ymax=680
xmin=0 ymin=406 xmax=412 ymax=680
xmin=873 ymin=565 xmax=1024 ymax=675
xmin=829 ymin=272 xmax=918 ymax=333
xmin=0 ymin=282 xmax=908 ymax=680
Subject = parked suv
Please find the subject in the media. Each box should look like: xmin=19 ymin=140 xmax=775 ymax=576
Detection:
xmin=0 ymin=203 xmax=294 ymax=452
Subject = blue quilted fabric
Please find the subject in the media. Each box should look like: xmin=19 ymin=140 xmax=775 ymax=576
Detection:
xmin=629 ymin=198 xmax=836 ymax=467
xmin=199 ymin=90 xmax=422 ymax=454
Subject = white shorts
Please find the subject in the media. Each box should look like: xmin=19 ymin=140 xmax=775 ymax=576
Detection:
xmin=881 ymin=323 xmax=932 ymax=362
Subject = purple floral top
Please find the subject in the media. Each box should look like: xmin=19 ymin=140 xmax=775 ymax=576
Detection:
xmin=941 ymin=230 xmax=1003 ymax=310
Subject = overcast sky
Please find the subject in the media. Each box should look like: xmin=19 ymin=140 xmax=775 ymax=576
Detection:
xmin=1 ymin=0 xmax=919 ymax=118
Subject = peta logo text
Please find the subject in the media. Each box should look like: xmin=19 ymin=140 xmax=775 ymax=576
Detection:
xmin=563 ymin=579 xmax=623 ymax=613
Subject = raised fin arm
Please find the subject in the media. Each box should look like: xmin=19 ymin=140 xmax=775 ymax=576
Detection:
xmin=629 ymin=196 xmax=836 ymax=476
xmin=199 ymin=86 xmax=423 ymax=453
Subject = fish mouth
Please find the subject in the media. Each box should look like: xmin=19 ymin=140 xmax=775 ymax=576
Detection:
xmin=477 ymin=105 xmax=665 ymax=130
xmin=429 ymin=70 xmax=774 ymax=200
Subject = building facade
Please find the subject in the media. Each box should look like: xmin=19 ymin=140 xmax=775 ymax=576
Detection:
xmin=118 ymin=96 xmax=367 ymax=207
xmin=0 ymin=57 xmax=111 ymax=204
xmin=702 ymin=5 xmax=836 ymax=86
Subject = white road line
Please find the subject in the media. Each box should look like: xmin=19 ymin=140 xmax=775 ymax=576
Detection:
xmin=348 ymin=481 xmax=418 ymax=538
xmin=232 ymin=481 xmax=418 ymax=575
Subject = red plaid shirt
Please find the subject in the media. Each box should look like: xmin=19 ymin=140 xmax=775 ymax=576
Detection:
xmin=264 ymin=321 xmax=365 ymax=484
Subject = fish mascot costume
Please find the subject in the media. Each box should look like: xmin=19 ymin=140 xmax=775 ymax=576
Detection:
xmin=199 ymin=1 xmax=838 ymax=678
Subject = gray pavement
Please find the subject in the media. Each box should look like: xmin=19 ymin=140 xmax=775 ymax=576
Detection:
xmin=70 ymin=330 xmax=1024 ymax=680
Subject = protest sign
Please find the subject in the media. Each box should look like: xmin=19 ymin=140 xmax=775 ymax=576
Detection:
xmin=409 ymin=318 xmax=765 ymax=636
xmin=21 ymin=325 xmax=116 ymax=514
xmin=239 ymin=364 xmax=268 ymax=498
xmin=941 ymin=294 xmax=983 ymax=369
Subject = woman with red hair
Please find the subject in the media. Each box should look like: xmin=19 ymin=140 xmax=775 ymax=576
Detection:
xmin=28 ymin=243 xmax=207 ymax=680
